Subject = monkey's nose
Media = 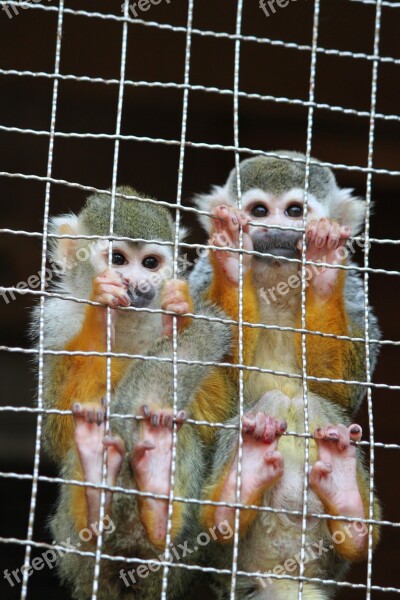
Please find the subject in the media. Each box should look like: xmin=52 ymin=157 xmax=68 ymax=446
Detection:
xmin=127 ymin=285 xmax=156 ymax=307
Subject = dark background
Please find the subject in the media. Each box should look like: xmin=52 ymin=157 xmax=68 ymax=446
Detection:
xmin=0 ymin=0 xmax=399 ymax=598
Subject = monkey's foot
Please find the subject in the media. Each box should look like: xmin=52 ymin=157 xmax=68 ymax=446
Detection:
xmin=161 ymin=279 xmax=194 ymax=337
xmin=73 ymin=404 xmax=125 ymax=531
xmin=131 ymin=406 xmax=186 ymax=547
xmin=214 ymin=414 xmax=286 ymax=528
xmin=210 ymin=205 xmax=252 ymax=285
xmin=310 ymin=424 xmax=367 ymax=558
xmin=301 ymin=218 xmax=351 ymax=301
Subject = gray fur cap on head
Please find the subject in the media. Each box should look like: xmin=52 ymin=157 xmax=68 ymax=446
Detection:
xmin=194 ymin=151 xmax=367 ymax=236
xmin=80 ymin=186 xmax=175 ymax=243
xmin=227 ymin=152 xmax=336 ymax=200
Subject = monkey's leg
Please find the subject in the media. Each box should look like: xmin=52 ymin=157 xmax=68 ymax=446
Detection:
xmin=309 ymin=423 xmax=368 ymax=561
xmin=73 ymin=402 xmax=125 ymax=530
xmin=205 ymin=414 xmax=287 ymax=538
xmin=131 ymin=406 xmax=186 ymax=549
xmin=161 ymin=279 xmax=194 ymax=336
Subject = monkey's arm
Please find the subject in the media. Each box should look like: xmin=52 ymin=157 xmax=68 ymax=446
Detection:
xmin=206 ymin=247 xmax=260 ymax=372
xmin=44 ymin=300 xmax=129 ymax=460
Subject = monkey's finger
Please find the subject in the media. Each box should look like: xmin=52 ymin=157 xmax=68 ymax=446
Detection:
xmin=340 ymin=225 xmax=352 ymax=240
xmin=103 ymin=435 xmax=126 ymax=456
xmin=96 ymin=284 xmax=131 ymax=306
xmin=335 ymin=424 xmax=351 ymax=451
xmin=309 ymin=461 xmax=333 ymax=484
xmin=161 ymin=286 xmax=190 ymax=308
xmin=327 ymin=221 xmax=341 ymax=250
xmin=175 ymin=410 xmax=187 ymax=424
xmin=141 ymin=405 xmax=151 ymax=418
xmin=163 ymin=302 xmax=190 ymax=316
xmin=253 ymin=412 xmax=266 ymax=440
xmin=263 ymin=450 xmax=284 ymax=472
xmin=349 ymin=424 xmax=362 ymax=442
xmin=211 ymin=206 xmax=232 ymax=232
xmin=315 ymin=218 xmax=332 ymax=248
xmin=322 ymin=425 xmax=340 ymax=442
xmin=242 ymin=415 xmax=256 ymax=435
xmin=306 ymin=220 xmax=319 ymax=242
xmin=96 ymin=410 xmax=105 ymax=426
xmin=97 ymin=294 xmax=119 ymax=308
xmin=97 ymin=270 xmax=129 ymax=288
xmin=132 ymin=440 xmax=156 ymax=462
xmin=261 ymin=416 xmax=280 ymax=444
xmin=277 ymin=419 xmax=288 ymax=435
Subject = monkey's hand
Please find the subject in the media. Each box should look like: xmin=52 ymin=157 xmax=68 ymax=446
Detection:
xmin=310 ymin=423 xmax=368 ymax=561
xmin=132 ymin=405 xmax=186 ymax=548
xmin=161 ymin=279 xmax=194 ymax=337
xmin=209 ymin=205 xmax=253 ymax=286
xmin=300 ymin=218 xmax=351 ymax=301
xmin=91 ymin=268 xmax=131 ymax=344
xmin=213 ymin=413 xmax=287 ymax=536
xmin=73 ymin=401 xmax=125 ymax=533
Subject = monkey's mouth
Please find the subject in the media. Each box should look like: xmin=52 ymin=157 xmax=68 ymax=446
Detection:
xmin=252 ymin=231 xmax=302 ymax=266
xmin=126 ymin=286 xmax=156 ymax=308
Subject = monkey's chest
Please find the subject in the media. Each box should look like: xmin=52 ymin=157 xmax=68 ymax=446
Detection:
xmin=246 ymin=329 xmax=301 ymax=402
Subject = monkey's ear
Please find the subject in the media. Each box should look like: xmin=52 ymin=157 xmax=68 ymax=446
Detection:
xmin=178 ymin=226 xmax=188 ymax=242
xmin=49 ymin=213 xmax=81 ymax=267
xmin=193 ymin=184 xmax=234 ymax=234
xmin=329 ymin=188 xmax=369 ymax=235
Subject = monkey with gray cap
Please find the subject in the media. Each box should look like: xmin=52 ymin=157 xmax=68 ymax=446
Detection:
xmin=31 ymin=187 xmax=198 ymax=534
xmin=190 ymin=152 xmax=381 ymax=598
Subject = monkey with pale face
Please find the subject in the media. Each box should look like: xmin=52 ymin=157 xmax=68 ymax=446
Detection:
xmin=31 ymin=187 xmax=238 ymax=597
xmin=190 ymin=152 xmax=381 ymax=599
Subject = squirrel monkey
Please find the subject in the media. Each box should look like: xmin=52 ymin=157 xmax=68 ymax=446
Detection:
xmin=31 ymin=188 xmax=238 ymax=597
xmin=189 ymin=152 xmax=381 ymax=598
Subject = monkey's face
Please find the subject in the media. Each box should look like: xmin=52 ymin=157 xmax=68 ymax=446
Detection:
xmin=96 ymin=241 xmax=173 ymax=308
xmin=241 ymin=187 xmax=328 ymax=270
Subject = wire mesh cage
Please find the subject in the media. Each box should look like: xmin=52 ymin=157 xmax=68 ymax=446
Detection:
xmin=0 ymin=1 xmax=399 ymax=599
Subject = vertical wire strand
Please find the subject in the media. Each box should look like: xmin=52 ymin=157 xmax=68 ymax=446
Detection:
xmin=364 ymin=1 xmax=383 ymax=598
xmin=20 ymin=3 xmax=64 ymax=597
xmin=230 ymin=0 xmax=245 ymax=597
xmin=160 ymin=0 xmax=194 ymax=597
xmin=91 ymin=2 xmax=129 ymax=597
xmin=298 ymin=1 xmax=321 ymax=598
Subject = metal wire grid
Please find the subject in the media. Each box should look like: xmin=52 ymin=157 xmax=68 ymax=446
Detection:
xmin=0 ymin=0 xmax=399 ymax=598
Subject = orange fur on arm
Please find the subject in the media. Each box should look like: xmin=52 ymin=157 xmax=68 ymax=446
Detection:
xmin=48 ymin=305 xmax=128 ymax=458
xmin=295 ymin=271 xmax=356 ymax=408
xmin=206 ymin=252 xmax=260 ymax=370
xmin=176 ymin=281 xmax=195 ymax=333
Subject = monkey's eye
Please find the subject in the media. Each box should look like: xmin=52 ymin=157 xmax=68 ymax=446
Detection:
xmin=142 ymin=256 xmax=159 ymax=270
xmin=285 ymin=204 xmax=303 ymax=218
xmin=250 ymin=204 xmax=268 ymax=218
xmin=112 ymin=252 xmax=127 ymax=266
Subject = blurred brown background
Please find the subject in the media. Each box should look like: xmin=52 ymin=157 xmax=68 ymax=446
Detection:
xmin=0 ymin=0 xmax=399 ymax=598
